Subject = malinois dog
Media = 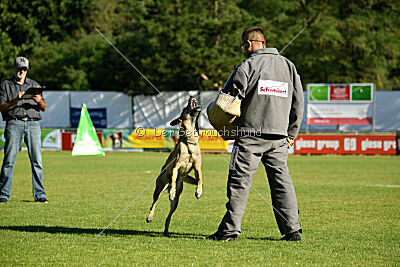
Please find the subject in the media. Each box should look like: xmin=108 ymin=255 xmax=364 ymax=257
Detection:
xmin=146 ymin=96 xmax=203 ymax=236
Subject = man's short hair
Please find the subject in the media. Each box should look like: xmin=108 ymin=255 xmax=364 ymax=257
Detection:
xmin=242 ymin=26 xmax=265 ymax=42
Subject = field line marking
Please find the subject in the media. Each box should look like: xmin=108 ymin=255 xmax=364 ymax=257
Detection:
xmin=223 ymin=158 xmax=306 ymax=241
xmin=98 ymin=160 xmax=174 ymax=235
xmin=94 ymin=27 xmax=177 ymax=111
xmin=365 ymin=184 xmax=400 ymax=188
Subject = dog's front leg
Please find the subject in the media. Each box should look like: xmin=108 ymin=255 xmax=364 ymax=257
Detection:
xmin=194 ymin=167 xmax=203 ymax=199
xmin=169 ymin=167 xmax=179 ymax=201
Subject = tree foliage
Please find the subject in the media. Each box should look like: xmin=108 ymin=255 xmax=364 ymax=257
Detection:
xmin=0 ymin=0 xmax=399 ymax=92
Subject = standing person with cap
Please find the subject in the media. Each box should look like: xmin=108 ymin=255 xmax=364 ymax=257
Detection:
xmin=0 ymin=56 xmax=48 ymax=203
xmin=206 ymin=26 xmax=304 ymax=241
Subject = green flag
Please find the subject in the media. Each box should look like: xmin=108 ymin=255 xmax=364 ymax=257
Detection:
xmin=72 ymin=104 xmax=105 ymax=156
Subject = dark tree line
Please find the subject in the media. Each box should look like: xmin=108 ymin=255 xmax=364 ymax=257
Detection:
xmin=1 ymin=0 xmax=399 ymax=93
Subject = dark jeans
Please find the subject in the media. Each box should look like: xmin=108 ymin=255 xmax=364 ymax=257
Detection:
xmin=0 ymin=120 xmax=46 ymax=200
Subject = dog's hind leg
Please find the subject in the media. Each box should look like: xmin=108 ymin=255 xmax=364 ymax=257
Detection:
xmin=183 ymin=173 xmax=202 ymax=199
xmin=164 ymin=179 xmax=183 ymax=237
xmin=183 ymin=175 xmax=197 ymax=185
xmin=147 ymin=173 xmax=169 ymax=223
xmin=169 ymin=167 xmax=179 ymax=201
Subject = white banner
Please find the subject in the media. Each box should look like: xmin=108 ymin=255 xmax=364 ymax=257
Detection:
xmin=134 ymin=91 xmax=203 ymax=129
xmin=0 ymin=91 xmax=132 ymax=129
xmin=70 ymin=91 xmax=132 ymax=128
xmin=307 ymin=103 xmax=372 ymax=125
xmin=40 ymin=91 xmax=71 ymax=127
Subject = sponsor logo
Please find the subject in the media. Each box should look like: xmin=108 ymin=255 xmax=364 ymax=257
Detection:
xmin=258 ymin=80 xmax=288 ymax=97
xmin=360 ymin=138 xmax=395 ymax=151
xmin=317 ymin=140 xmax=340 ymax=151
xmin=295 ymin=138 xmax=316 ymax=150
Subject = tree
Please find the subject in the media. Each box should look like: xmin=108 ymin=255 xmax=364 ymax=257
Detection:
xmin=0 ymin=0 xmax=94 ymax=81
xmin=240 ymin=0 xmax=400 ymax=90
xmin=1 ymin=0 xmax=399 ymax=91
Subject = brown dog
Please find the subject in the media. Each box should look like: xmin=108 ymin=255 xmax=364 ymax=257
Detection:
xmin=146 ymin=96 xmax=203 ymax=236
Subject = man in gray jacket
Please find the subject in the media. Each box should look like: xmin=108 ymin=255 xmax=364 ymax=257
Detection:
xmin=207 ymin=26 xmax=304 ymax=241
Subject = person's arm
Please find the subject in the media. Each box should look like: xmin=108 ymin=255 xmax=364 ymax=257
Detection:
xmin=230 ymin=67 xmax=249 ymax=99
xmin=286 ymin=137 xmax=294 ymax=148
xmin=0 ymin=91 xmax=25 ymax=112
xmin=287 ymin=71 xmax=304 ymax=140
xmin=32 ymin=94 xmax=46 ymax=111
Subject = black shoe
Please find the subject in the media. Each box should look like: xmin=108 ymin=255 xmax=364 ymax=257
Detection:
xmin=205 ymin=232 xmax=237 ymax=241
xmin=280 ymin=230 xmax=302 ymax=242
xmin=35 ymin=197 xmax=48 ymax=203
xmin=0 ymin=198 xmax=7 ymax=203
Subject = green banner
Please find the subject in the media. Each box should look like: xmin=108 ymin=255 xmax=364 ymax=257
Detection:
xmin=308 ymin=83 xmax=374 ymax=102
xmin=309 ymin=85 xmax=329 ymax=101
xmin=351 ymin=85 xmax=372 ymax=101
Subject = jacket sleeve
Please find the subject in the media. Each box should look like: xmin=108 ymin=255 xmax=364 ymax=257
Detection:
xmin=230 ymin=66 xmax=249 ymax=99
xmin=0 ymin=81 xmax=7 ymax=104
xmin=288 ymin=72 xmax=304 ymax=139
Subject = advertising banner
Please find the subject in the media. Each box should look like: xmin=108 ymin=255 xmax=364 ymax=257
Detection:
xmin=307 ymin=103 xmax=372 ymax=125
xmin=62 ymin=132 xmax=102 ymax=151
xmin=199 ymin=130 xmax=228 ymax=151
xmin=294 ymin=134 xmax=396 ymax=155
xmin=102 ymin=129 xmax=176 ymax=150
xmin=129 ymin=128 xmax=173 ymax=149
xmin=307 ymin=83 xmax=374 ymax=126
xmin=101 ymin=128 xmax=228 ymax=152
xmin=71 ymin=107 xmax=107 ymax=128
xmin=308 ymin=84 xmax=373 ymax=102
xmin=42 ymin=129 xmax=62 ymax=150
xmin=70 ymin=91 xmax=132 ymax=128
xmin=0 ymin=129 xmax=62 ymax=150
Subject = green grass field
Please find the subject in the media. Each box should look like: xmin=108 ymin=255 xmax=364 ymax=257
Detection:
xmin=0 ymin=151 xmax=399 ymax=266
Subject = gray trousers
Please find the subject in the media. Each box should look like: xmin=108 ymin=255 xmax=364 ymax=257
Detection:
xmin=217 ymin=135 xmax=301 ymax=236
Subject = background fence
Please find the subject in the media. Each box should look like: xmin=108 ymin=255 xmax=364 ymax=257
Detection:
xmin=134 ymin=90 xmax=400 ymax=132
xmin=0 ymin=90 xmax=399 ymax=131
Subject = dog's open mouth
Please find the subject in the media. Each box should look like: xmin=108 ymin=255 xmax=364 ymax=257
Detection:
xmin=190 ymin=98 xmax=197 ymax=110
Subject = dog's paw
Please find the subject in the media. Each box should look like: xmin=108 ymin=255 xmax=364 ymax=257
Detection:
xmin=169 ymin=191 xmax=176 ymax=201
xmin=163 ymin=231 xmax=170 ymax=237
xmin=195 ymin=187 xmax=202 ymax=199
xmin=146 ymin=217 xmax=152 ymax=223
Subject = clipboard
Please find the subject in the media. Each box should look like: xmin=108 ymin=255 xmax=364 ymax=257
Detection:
xmin=21 ymin=86 xmax=45 ymax=99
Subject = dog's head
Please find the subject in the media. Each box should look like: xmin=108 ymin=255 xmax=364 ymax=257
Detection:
xmin=170 ymin=96 xmax=202 ymax=140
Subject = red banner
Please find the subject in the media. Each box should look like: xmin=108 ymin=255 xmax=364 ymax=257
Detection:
xmin=307 ymin=118 xmax=372 ymax=125
xmin=294 ymin=134 xmax=397 ymax=155
xmin=330 ymin=85 xmax=350 ymax=101
xmin=62 ymin=132 xmax=102 ymax=151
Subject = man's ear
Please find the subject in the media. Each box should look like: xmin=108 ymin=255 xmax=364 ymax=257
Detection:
xmin=170 ymin=118 xmax=181 ymax=126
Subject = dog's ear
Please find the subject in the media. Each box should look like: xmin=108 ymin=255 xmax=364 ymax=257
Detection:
xmin=170 ymin=117 xmax=181 ymax=126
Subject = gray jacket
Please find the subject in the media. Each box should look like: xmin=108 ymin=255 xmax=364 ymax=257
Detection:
xmin=230 ymin=48 xmax=304 ymax=139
